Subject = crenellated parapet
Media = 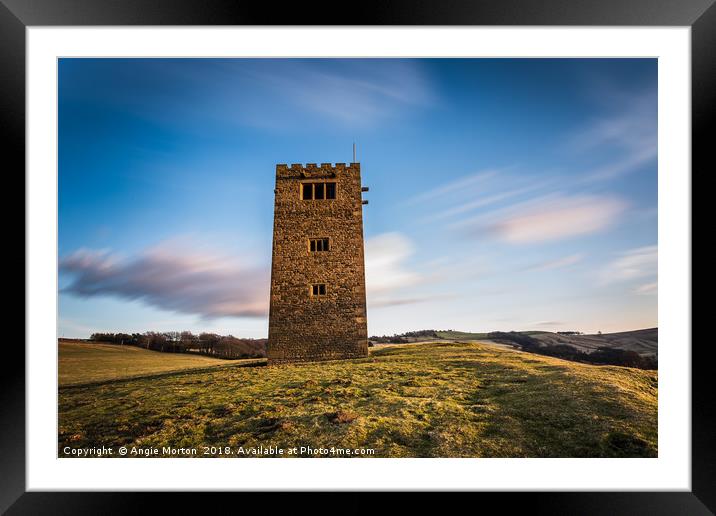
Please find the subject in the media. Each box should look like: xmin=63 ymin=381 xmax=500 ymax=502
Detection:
xmin=276 ymin=162 xmax=360 ymax=179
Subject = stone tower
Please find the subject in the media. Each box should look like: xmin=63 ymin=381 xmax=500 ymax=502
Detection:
xmin=267 ymin=162 xmax=369 ymax=364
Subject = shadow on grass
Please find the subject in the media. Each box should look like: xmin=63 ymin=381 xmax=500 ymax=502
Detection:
xmin=444 ymin=355 xmax=657 ymax=458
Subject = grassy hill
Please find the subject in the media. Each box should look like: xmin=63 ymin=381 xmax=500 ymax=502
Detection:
xmin=530 ymin=328 xmax=658 ymax=358
xmin=371 ymin=328 xmax=656 ymax=356
xmin=58 ymin=341 xmax=657 ymax=457
xmin=435 ymin=330 xmax=489 ymax=340
xmin=59 ymin=341 xmax=244 ymax=386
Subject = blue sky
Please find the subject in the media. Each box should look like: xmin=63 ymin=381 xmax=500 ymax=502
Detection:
xmin=58 ymin=58 xmax=657 ymax=338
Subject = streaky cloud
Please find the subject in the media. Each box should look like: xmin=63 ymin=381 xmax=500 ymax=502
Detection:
xmin=364 ymin=232 xmax=421 ymax=294
xmin=428 ymin=183 xmax=544 ymax=222
xmin=600 ymin=245 xmax=658 ymax=286
xmin=571 ymin=87 xmax=657 ymax=182
xmin=525 ymin=253 xmax=585 ymax=272
xmin=634 ymin=282 xmax=658 ymax=295
xmin=404 ymin=169 xmax=499 ymax=206
xmin=464 ymin=194 xmax=628 ymax=244
xmin=60 ymin=243 xmax=269 ymax=319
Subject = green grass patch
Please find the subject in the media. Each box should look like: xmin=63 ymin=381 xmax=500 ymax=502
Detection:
xmin=58 ymin=341 xmax=657 ymax=458
xmin=59 ymin=342 xmax=246 ymax=386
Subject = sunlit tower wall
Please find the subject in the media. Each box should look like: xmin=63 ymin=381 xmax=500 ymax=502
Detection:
xmin=267 ymin=162 xmax=369 ymax=364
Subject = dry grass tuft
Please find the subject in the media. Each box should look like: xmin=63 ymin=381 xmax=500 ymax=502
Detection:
xmin=328 ymin=410 xmax=359 ymax=424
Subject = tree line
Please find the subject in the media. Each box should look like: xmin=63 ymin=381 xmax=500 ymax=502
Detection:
xmin=369 ymin=330 xmax=440 ymax=343
xmin=88 ymin=332 xmax=267 ymax=360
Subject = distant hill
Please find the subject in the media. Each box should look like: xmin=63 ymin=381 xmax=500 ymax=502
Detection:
xmin=435 ymin=330 xmax=489 ymax=340
xmin=370 ymin=328 xmax=658 ymax=369
xmin=370 ymin=329 xmax=491 ymax=343
xmin=486 ymin=329 xmax=657 ymax=370
xmin=529 ymin=328 xmax=657 ymax=358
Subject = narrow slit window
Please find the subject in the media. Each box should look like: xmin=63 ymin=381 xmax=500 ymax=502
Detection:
xmin=302 ymin=183 xmax=313 ymax=200
xmin=310 ymin=239 xmax=316 ymax=252
xmin=326 ymin=182 xmax=336 ymax=199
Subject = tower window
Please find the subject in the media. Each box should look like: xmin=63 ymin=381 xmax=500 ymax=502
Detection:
xmin=311 ymin=284 xmax=327 ymax=296
xmin=326 ymin=182 xmax=336 ymax=199
xmin=309 ymin=238 xmax=330 ymax=252
xmin=301 ymin=182 xmax=336 ymax=200
xmin=302 ymin=183 xmax=313 ymax=200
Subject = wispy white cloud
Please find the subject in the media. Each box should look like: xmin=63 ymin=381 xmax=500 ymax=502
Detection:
xmin=600 ymin=245 xmax=657 ymax=287
xmin=583 ymin=145 xmax=657 ymax=182
xmin=634 ymin=282 xmax=658 ymax=295
xmin=364 ymin=232 xmax=430 ymax=309
xmin=532 ymin=320 xmax=564 ymax=328
xmin=428 ymin=183 xmax=542 ymax=222
xmin=405 ymin=169 xmax=499 ymax=205
xmin=572 ymin=92 xmax=655 ymax=150
xmin=369 ymin=297 xmax=430 ymax=308
xmin=228 ymin=60 xmax=435 ymax=127
xmin=526 ymin=253 xmax=584 ymax=272
xmin=571 ymin=88 xmax=657 ymax=182
xmin=117 ymin=59 xmax=436 ymax=132
xmin=365 ymin=232 xmax=420 ymax=293
xmin=463 ymin=194 xmax=627 ymax=244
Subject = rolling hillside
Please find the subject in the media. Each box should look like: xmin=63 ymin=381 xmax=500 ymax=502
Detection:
xmin=372 ymin=329 xmax=657 ymax=356
xmin=59 ymin=341 xmax=245 ymax=386
xmin=58 ymin=341 xmax=657 ymax=457
xmin=529 ymin=328 xmax=658 ymax=357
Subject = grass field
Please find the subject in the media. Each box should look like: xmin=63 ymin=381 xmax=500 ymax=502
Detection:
xmin=59 ymin=341 xmax=242 ymax=386
xmin=58 ymin=341 xmax=657 ymax=457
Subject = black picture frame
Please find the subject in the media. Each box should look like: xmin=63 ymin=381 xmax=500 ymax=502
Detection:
xmin=4 ymin=0 xmax=709 ymax=513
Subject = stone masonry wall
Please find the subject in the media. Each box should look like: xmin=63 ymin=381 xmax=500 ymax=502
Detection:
xmin=267 ymin=163 xmax=369 ymax=364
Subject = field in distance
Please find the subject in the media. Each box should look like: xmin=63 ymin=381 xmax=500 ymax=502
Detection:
xmin=59 ymin=341 xmax=657 ymax=457
xmin=59 ymin=340 xmax=251 ymax=386
xmin=530 ymin=328 xmax=657 ymax=358
xmin=433 ymin=330 xmax=546 ymax=340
